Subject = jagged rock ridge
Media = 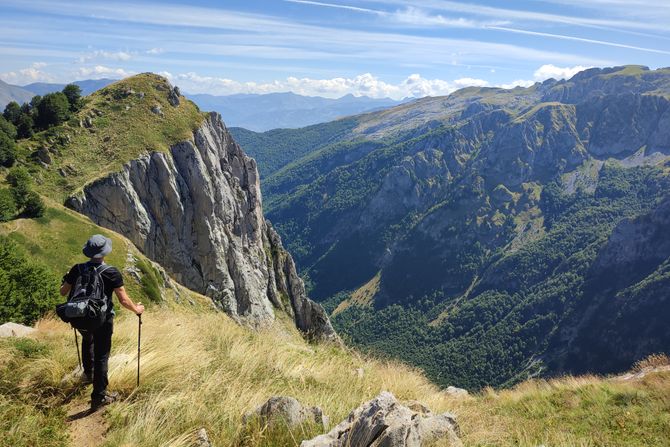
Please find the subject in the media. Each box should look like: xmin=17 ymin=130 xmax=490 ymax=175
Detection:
xmin=67 ymin=111 xmax=335 ymax=340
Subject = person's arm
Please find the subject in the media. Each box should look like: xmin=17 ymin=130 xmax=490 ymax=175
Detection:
xmin=114 ymin=286 xmax=145 ymax=315
xmin=60 ymin=282 xmax=72 ymax=297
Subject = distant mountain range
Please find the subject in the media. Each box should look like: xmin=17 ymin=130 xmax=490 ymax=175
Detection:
xmin=0 ymin=79 xmax=34 ymax=108
xmin=189 ymin=92 xmax=401 ymax=131
xmin=21 ymin=79 xmax=116 ymax=96
xmin=0 ymin=78 xmax=401 ymax=131
xmin=235 ymin=65 xmax=670 ymax=389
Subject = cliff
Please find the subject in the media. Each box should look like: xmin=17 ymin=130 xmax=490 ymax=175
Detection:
xmin=57 ymin=79 xmax=334 ymax=340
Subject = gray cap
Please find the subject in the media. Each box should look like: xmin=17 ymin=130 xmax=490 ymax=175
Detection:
xmin=82 ymin=234 xmax=112 ymax=258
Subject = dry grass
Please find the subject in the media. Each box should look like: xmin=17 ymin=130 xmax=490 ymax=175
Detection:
xmin=3 ymin=308 xmax=670 ymax=447
xmin=633 ymin=353 xmax=670 ymax=372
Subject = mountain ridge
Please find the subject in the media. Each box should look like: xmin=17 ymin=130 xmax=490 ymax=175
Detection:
xmin=239 ymin=64 xmax=670 ymax=388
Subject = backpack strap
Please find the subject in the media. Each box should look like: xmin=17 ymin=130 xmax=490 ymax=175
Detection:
xmin=96 ymin=264 xmax=111 ymax=275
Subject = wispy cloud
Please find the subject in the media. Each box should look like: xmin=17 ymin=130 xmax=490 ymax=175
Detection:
xmin=77 ymin=50 xmax=134 ymax=63
xmin=0 ymin=0 xmax=605 ymax=68
xmin=488 ymin=26 xmax=670 ymax=55
xmin=76 ymin=65 xmax=136 ymax=79
xmin=368 ymin=0 xmax=668 ymax=32
xmin=285 ymin=0 xmax=383 ymax=14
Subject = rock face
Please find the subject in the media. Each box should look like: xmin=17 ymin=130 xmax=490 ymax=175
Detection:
xmin=0 ymin=322 xmax=35 ymax=338
xmin=66 ymin=112 xmax=336 ymax=341
xmin=301 ymin=391 xmax=461 ymax=447
xmin=245 ymin=396 xmax=328 ymax=429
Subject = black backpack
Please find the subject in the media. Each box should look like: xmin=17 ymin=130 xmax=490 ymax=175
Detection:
xmin=56 ymin=263 xmax=110 ymax=331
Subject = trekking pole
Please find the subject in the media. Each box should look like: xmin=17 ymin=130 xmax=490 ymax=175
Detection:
xmin=74 ymin=328 xmax=82 ymax=370
xmin=137 ymin=314 xmax=142 ymax=387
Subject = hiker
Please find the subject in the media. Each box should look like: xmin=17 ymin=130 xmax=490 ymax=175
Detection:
xmin=59 ymin=234 xmax=145 ymax=410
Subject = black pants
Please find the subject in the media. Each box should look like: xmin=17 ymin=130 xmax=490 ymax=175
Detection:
xmin=80 ymin=318 xmax=113 ymax=401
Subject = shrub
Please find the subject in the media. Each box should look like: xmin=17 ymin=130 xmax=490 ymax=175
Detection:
xmin=0 ymin=131 xmax=16 ymax=167
xmin=7 ymin=167 xmax=31 ymax=208
xmin=2 ymin=101 xmax=21 ymax=125
xmin=62 ymin=84 xmax=82 ymax=112
xmin=0 ymin=189 xmax=17 ymax=222
xmin=35 ymin=92 xmax=70 ymax=129
xmin=0 ymin=116 xmax=17 ymax=140
xmin=22 ymin=191 xmax=45 ymax=218
xmin=15 ymin=113 xmax=34 ymax=139
xmin=0 ymin=235 xmax=61 ymax=325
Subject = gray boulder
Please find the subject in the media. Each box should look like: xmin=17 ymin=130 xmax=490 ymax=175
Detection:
xmin=245 ymin=396 xmax=328 ymax=429
xmin=194 ymin=428 xmax=211 ymax=447
xmin=301 ymin=391 xmax=462 ymax=447
xmin=0 ymin=322 xmax=35 ymax=338
xmin=168 ymin=86 xmax=181 ymax=106
xmin=444 ymin=386 xmax=469 ymax=398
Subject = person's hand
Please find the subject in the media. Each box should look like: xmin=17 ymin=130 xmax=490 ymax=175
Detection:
xmin=135 ymin=303 xmax=145 ymax=315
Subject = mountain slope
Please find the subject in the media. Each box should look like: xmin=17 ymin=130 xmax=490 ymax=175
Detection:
xmin=12 ymin=73 xmax=334 ymax=340
xmin=255 ymin=65 xmax=670 ymax=388
xmin=0 ymin=79 xmax=34 ymax=109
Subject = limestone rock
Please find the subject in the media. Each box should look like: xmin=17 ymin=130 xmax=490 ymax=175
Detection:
xmin=151 ymin=104 xmax=163 ymax=116
xmin=301 ymin=391 xmax=461 ymax=447
xmin=66 ymin=112 xmax=336 ymax=341
xmin=245 ymin=396 xmax=328 ymax=429
xmin=444 ymin=386 xmax=469 ymax=398
xmin=194 ymin=428 xmax=211 ymax=447
xmin=35 ymin=147 xmax=52 ymax=165
xmin=0 ymin=322 xmax=35 ymax=338
xmin=168 ymin=86 xmax=181 ymax=106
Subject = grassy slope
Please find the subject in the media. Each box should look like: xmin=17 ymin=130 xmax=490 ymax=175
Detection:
xmin=16 ymin=73 xmax=205 ymax=202
xmin=2 ymin=307 xmax=669 ymax=447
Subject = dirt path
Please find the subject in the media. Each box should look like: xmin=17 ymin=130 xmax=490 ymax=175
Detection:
xmin=66 ymin=399 xmax=109 ymax=447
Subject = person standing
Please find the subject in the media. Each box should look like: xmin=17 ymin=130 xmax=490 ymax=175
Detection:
xmin=60 ymin=234 xmax=145 ymax=410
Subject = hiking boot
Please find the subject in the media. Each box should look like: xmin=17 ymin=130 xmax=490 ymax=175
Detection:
xmin=91 ymin=391 xmax=118 ymax=410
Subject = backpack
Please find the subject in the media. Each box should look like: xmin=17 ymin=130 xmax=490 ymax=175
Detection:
xmin=56 ymin=263 xmax=111 ymax=331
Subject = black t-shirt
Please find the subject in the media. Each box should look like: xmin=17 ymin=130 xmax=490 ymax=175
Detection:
xmin=64 ymin=262 xmax=124 ymax=316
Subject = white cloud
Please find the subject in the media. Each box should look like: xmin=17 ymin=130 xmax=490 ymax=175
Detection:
xmin=499 ymin=79 xmax=536 ymax=89
xmin=77 ymin=50 xmax=134 ymax=63
xmin=163 ymin=71 xmax=492 ymax=99
xmin=146 ymin=48 xmax=165 ymax=55
xmin=76 ymin=65 xmax=135 ymax=79
xmin=0 ymin=62 xmax=54 ymax=85
xmin=494 ymin=64 xmax=590 ymax=89
xmin=533 ymin=64 xmax=590 ymax=80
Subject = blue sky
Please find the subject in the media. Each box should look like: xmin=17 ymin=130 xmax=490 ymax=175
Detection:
xmin=0 ymin=0 xmax=668 ymax=99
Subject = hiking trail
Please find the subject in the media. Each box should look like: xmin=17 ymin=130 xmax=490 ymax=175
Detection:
xmin=66 ymin=399 xmax=108 ymax=447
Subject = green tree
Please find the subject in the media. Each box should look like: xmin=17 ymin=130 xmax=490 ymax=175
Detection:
xmin=0 ymin=189 xmax=16 ymax=222
xmin=0 ymin=131 xmax=17 ymax=167
xmin=7 ymin=167 xmax=32 ymax=208
xmin=15 ymin=113 xmax=34 ymax=139
xmin=0 ymin=236 xmax=61 ymax=325
xmin=35 ymin=92 xmax=70 ymax=129
xmin=62 ymin=84 xmax=82 ymax=111
xmin=0 ymin=116 xmax=17 ymax=140
xmin=22 ymin=191 xmax=45 ymax=218
xmin=3 ymin=101 xmax=21 ymax=125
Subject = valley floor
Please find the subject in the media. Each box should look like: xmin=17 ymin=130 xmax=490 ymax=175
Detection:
xmin=2 ymin=307 xmax=670 ymax=447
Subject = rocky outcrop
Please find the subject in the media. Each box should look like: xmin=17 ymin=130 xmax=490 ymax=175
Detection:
xmin=301 ymin=391 xmax=461 ymax=447
xmin=0 ymin=322 xmax=35 ymax=338
xmin=590 ymin=198 xmax=670 ymax=289
xmin=66 ymin=112 xmax=336 ymax=341
xmin=244 ymin=396 xmax=328 ymax=429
